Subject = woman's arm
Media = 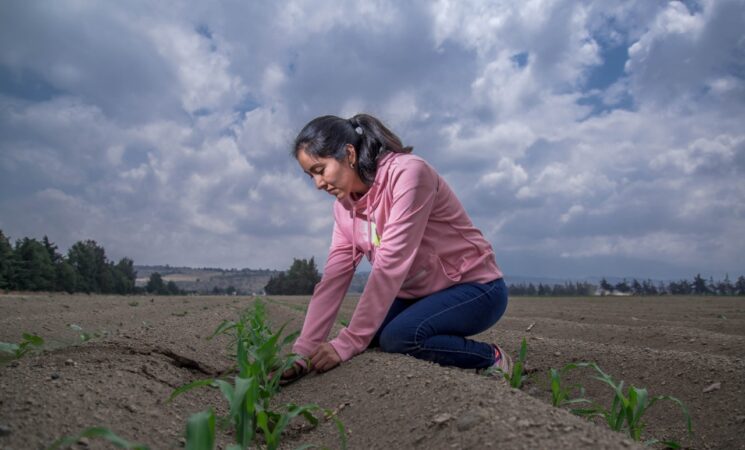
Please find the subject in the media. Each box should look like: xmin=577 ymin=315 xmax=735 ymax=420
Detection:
xmin=291 ymin=204 xmax=361 ymax=359
xmin=329 ymin=160 xmax=438 ymax=361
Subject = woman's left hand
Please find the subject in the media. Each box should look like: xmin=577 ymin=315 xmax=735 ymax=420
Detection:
xmin=310 ymin=343 xmax=341 ymax=373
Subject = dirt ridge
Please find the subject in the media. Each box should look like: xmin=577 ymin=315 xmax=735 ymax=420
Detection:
xmin=1 ymin=294 xmax=743 ymax=449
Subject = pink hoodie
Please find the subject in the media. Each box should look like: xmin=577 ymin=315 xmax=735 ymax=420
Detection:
xmin=292 ymin=152 xmax=502 ymax=362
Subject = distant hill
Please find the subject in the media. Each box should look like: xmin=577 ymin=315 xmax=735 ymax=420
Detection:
xmin=134 ymin=265 xmax=669 ymax=296
xmin=135 ymin=265 xmax=370 ymax=295
xmin=135 ymin=265 xmax=278 ymax=295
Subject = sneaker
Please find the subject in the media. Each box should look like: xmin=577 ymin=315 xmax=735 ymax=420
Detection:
xmin=492 ymin=344 xmax=513 ymax=374
xmin=479 ymin=343 xmax=513 ymax=377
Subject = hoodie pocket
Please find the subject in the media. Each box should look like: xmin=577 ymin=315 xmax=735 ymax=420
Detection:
xmin=438 ymin=255 xmax=464 ymax=283
xmin=401 ymin=266 xmax=429 ymax=290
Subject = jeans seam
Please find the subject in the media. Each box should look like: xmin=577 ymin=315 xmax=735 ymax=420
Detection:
xmin=411 ymin=281 xmax=499 ymax=352
xmin=418 ymin=346 xmax=492 ymax=360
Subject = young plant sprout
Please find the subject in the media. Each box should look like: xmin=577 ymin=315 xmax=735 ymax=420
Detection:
xmin=570 ymin=362 xmax=693 ymax=446
xmin=0 ymin=332 xmax=44 ymax=362
xmin=548 ymin=363 xmax=592 ymax=408
xmin=485 ymin=337 xmax=527 ymax=389
xmin=169 ymin=299 xmax=347 ymax=450
xmin=51 ymin=300 xmax=345 ymax=450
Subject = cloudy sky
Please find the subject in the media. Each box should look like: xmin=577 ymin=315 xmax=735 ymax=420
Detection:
xmin=1 ymin=0 xmax=743 ymax=280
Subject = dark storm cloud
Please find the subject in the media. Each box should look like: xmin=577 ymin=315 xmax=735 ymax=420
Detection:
xmin=0 ymin=0 xmax=743 ymax=278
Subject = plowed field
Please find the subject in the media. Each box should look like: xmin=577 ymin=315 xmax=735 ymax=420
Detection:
xmin=1 ymin=294 xmax=743 ymax=449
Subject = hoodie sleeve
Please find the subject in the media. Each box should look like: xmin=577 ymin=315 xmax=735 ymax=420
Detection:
xmin=329 ymin=161 xmax=438 ymax=361
xmin=292 ymin=204 xmax=362 ymax=359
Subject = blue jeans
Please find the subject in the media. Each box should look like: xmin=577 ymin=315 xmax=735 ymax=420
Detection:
xmin=368 ymin=278 xmax=508 ymax=369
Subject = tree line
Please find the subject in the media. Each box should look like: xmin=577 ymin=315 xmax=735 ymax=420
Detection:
xmin=0 ymin=230 xmax=183 ymax=295
xmin=264 ymin=258 xmax=321 ymax=295
xmin=3 ymin=228 xmax=742 ymax=298
xmin=509 ymin=274 xmax=745 ymax=296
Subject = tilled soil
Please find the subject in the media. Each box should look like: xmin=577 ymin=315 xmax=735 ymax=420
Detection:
xmin=0 ymin=293 xmax=743 ymax=449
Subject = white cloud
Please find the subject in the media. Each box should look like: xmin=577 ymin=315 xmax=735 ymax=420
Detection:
xmin=146 ymin=23 xmax=246 ymax=114
xmin=478 ymin=157 xmax=528 ymax=189
xmin=1 ymin=0 xmax=743 ymax=278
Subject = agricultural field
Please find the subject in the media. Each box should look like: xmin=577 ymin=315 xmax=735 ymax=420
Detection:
xmin=0 ymin=293 xmax=743 ymax=449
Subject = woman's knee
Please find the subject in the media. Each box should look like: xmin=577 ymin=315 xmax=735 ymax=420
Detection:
xmin=379 ymin=324 xmax=417 ymax=354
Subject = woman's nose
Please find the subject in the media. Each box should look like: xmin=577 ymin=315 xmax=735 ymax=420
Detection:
xmin=313 ymin=175 xmax=326 ymax=189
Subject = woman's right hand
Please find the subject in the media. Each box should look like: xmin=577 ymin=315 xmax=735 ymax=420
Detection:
xmin=279 ymin=361 xmax=307 ymax=386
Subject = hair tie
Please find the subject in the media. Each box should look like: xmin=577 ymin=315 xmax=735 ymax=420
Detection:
xmin=355 ymin=126 xmax=363 ymax=135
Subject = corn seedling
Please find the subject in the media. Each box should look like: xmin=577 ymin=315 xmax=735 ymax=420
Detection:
xmin=67 ymin=324 xmax=102 ymax=343
xmin=170 ymin=300 xmax=347 ymax=450
xmin=482 ymin=337 xmax=527 ymax=389
xmin=508 ymin=337 xmax=528 ymax=388
xmin=185 ymin=409 xmax=216 ymax=450
xmin=548 ymin=363 xmax=593 ymax=408
xmin=0 ymin=333 xmax=44 ymax=362
xmin=571 ymin=362 xmax=692 ymax=446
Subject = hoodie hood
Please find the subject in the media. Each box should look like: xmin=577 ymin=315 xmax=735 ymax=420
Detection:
xmin=339 ymin=151 xmax=397 ymax=217
xmin=339 ymin=151 xmax=398 ymax=265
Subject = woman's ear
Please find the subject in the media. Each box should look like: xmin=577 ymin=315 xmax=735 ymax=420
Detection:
xmin=345 ymin=144 xmax=357 ymax=166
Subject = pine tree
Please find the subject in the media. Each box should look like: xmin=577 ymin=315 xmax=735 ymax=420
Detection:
xmin=67 ymin=240 xmax=108 ymax=293
xmin=692 ymin=274 xmax=708 ymax=295
xmin=146 ymin=272 xmax=166 ymax=294
xmin=631 ymin=279 xmax=643 ymax=295
xmin=264 ymin=258 xmax=321 ymax=295
xmin=0 ymin=230 xmax=14 ymax=290
xmin=112 ymin=258 xmax=136 ymax=294
xmin=13 ymin=238 xmax=56 ymax=291
xmin=600 ymin=278 xmax=613 ymax=293
xmin=615 ymin=279 xmax=630 ymax=293
xmin=718 ymin=274 xmax=734 ymax=296
xmin=735 ymin=276 xmax=745 ymax=296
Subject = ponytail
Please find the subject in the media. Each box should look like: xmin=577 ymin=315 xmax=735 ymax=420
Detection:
xmin=347 ymin=114 xmax=413 ymax=185
xmin=293 ymin=114 xmax=413 ymax=186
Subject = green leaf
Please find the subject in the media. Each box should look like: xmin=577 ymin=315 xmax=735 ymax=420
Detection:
xmin=208 ymin=320 xmax=236 ymax=340
xmin=628 ymin=386 xmax=649 ymax=432
xmin=255 ymin=410 xmax=273 ymax=445
xmin=648 ymin=395 xmax=693 ymax=435
xmin=185 ymin=409 xmax=215 ymax=450
xmin=0 ymin=342 xmax=19 ymax=354
xmin=21 ymin=333 xmax=44 ymax=346
xmin=332 ymin=415 xmax=348 ymax=450
xmin=213 ymin=379 xmax=235 ymax=406
xmin=571 ymin=407 xmax=604 ymax=417
xmin=229 ymin=376 xmax=252 ymax=418
xmin=168 ymin=379 xmax=215 ymax=402
xmin=518 ymin=337 xmax=527 ymax=361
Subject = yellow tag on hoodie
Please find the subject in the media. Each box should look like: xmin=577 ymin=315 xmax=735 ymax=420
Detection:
xmin=371 ymin=222 xmax=381 ymax=247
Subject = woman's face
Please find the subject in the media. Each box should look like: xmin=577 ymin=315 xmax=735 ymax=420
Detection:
xmin=297 ymin=145 xmax=368 ymax=200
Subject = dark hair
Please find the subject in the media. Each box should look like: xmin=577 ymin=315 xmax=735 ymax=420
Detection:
xmin=292 ymin=113 xmax=413 ymax=185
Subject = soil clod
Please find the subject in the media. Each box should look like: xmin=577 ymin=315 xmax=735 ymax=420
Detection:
xmin=432 ymin=413 xmax=453 ymax=426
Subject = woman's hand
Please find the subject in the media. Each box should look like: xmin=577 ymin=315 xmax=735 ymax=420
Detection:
xmin=310 ymin=343 xmax=341 ymax=373
xmin=279 ymin=361 xmax=307 ymax=386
